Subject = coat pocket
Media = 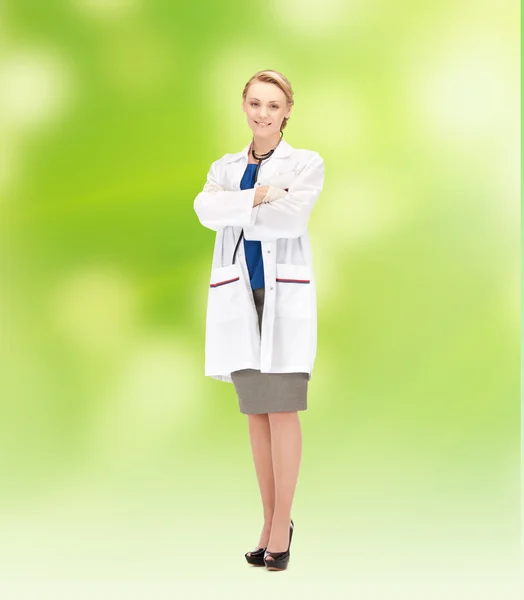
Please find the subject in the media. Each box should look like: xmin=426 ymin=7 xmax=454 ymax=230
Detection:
xmin=208 ymin=263 xmax=247 ymax=322
xmin=275 ymin=263 xmax=312 ymax=319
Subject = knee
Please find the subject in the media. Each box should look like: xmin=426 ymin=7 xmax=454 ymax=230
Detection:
xmin=268 ymin=411 xmax=298 ymax=424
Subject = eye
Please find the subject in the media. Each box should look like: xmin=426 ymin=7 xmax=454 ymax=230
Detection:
xmin=250 ymin=102 xmax=279 ymax=109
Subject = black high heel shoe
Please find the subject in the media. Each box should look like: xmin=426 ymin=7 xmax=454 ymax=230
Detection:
xmin=264 ymin=519 xmax=294 ymax=571
xmin=245 ymin=521 xmax=293 ymax=567
xmin=245 ymin=545 xmax=266 ymax=566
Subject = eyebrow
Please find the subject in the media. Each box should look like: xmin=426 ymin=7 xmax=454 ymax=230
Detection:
xmin=248 ymin=97 xmax=281 ymax=102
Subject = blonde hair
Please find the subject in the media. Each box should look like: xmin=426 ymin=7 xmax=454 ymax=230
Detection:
xmin=242 ymin=70 xmax=294 ymax=132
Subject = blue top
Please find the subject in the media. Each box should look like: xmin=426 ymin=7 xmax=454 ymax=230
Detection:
xmin=240 ymin=163 xmax=264 ymax=290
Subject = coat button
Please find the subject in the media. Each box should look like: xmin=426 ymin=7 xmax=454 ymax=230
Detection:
xmin=270 ymin=286 xmax=274 ymax=291
xmin=266 ymin=250 xmax=271 ymax=253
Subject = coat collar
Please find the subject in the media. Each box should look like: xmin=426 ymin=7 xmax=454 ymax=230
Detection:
xmin=223 ymin=137 xmax=293 ymax=163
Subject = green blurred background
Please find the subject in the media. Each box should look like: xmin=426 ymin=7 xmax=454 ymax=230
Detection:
xmin=0 ymin=1 xmax=520 ymax=597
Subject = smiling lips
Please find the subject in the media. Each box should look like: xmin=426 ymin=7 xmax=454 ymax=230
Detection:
xmin=255 ymin=121 xmax=271 ymax=127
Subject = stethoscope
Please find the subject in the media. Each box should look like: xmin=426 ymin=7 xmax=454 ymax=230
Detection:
xmin=232 ymin=132 xmax=283 ymax=265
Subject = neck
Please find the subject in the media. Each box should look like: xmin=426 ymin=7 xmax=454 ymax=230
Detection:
xmin=252 ymin=132 xmax=282 ymax=156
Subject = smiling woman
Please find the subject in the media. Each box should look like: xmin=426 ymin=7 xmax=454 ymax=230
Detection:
xmin=241 ymin=71 xmax=294 ymax=148
xmin=193 ymin=68 xmax=324 ymax=572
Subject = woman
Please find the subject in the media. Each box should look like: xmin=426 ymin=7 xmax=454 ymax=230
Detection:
xmin=194 ymin=70 xmax=324 ymax=571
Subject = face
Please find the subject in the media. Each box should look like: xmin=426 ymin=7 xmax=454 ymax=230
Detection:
xmin=242 ymin=81 xmax=292 ymax=137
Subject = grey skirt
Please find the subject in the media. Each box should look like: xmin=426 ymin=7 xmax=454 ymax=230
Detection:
xmin=231 ymin=287 xmax=308 ymax=415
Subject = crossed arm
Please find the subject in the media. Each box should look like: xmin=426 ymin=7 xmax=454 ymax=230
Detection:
xmin=193 ymin=152 xmax=324 ymax=240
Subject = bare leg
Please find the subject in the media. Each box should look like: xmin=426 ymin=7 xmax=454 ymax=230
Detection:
xmin=265 ymin=410 xmax=302 ymax=562
xmin=246 ymin=413 xmax=276 ymax=556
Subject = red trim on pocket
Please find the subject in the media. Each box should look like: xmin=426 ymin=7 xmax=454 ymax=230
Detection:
xmin=276 ymin=278 xmax=310 ymax=284
xmin=210 ymin=277 xmax=240 ymax=288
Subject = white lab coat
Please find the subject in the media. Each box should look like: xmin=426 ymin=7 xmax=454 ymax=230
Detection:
xmin=194 ymin=138 xmax=324 ymax=384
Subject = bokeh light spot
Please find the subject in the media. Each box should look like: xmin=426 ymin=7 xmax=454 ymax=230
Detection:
xmin=50 ymin=265 xmax=138 ymax=355
xmin=0 ymin=47 xmax=73 ymax=136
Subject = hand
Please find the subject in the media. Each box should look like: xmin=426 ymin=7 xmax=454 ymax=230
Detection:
xmin=253 ymin=185 xmax=270 ymax=207
xmin=260 ymin=185 xmax=288 ymax=204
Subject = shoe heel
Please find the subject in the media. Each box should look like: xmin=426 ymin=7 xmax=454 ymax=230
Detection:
xmin=264 ymin=519 xmax=294 ymax=571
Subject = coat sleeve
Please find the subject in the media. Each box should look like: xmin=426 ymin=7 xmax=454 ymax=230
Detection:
xmin=193 ymin=159 xmax=260 ymax=231
xmin=243 ymin=152 xmax=324 ymax=241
